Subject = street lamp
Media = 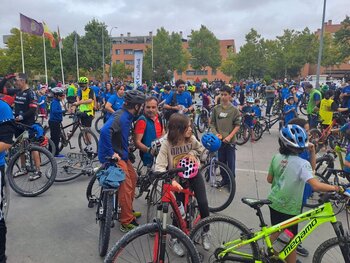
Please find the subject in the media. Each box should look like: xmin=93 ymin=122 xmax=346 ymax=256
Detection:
xmin=109 ymin=26 xmax=118 ymax=82
xmin=315 ymin=0 xmax=327 ymax=89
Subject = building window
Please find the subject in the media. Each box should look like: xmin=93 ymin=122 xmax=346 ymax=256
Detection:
xmin=124 ymin=49 xmax=134 ymax=55
xmin=115 ymin=49 xmax=120 ymax=55
xmin=212 ymin=69 xmax=217 ymax=75
xmin=186 ymin=70 xmax=207 ymax=76
xmin=177 ymin=70 xmax=182 ymax=75
xmin=186 ymin=70 xmax=196 ymax=76
xmin=125 ymin=60 xmax=134 ymax=66
xmin=116 ymin=60 xmax=121 ymax=64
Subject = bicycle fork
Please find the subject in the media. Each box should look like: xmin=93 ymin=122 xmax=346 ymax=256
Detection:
xmin=153 ymin=202 xmax=169 ymax=263
xmin=332 ymin=221 xmax=350 ymax=261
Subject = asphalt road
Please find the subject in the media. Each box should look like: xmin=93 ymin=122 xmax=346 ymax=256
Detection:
xmin=5 ymin=108 xmax=348 ymax=263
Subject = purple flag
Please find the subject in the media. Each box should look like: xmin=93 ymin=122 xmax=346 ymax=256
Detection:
xmin=20 ymin=13 xmax=44 ymax=36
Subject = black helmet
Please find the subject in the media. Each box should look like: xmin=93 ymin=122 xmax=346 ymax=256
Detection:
xmin=51 ymin=87 xmax=65 ymax=96
xmin=124 ymin=90 xmax=146 ymax=105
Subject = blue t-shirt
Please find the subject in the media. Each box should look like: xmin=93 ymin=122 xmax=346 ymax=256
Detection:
xmin=235 ymin=86 xmax=240 ymax=93
xmin=242 ymin=105 xmax=254 ymax=127
xmin=165 ymin=91 xmax=192 ymax=108
xmin=0 ymin=100 xmax=14 ymax=123
xmin=281 ymin=88 xmax=290 ymax=101
xmin=49 ymin=98 xmax=64 ymax=122
xmin=284 ymin=104 xmax=297 ymax=124
xmin=160 ymin=92 xmax=170 ymax=103
xmin=91 ymin=85 xmax=100 ymax=98
xmin=104 ymin=91 xmax=113 ymax=102
xmin=0 ymin=151 xmax=5 ymax=166
xmin=252 ymin=105 xmax=261 ymax=118
xmin=38 ymin=95 xmax=47 ymax=109
xmin=342 ymin=85 xmax=350 ymax=108
xmin=106 ymin=95 xmax=124 ymax=119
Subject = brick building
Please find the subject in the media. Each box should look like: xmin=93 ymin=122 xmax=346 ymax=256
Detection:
xmin=110 ymin=32 xmax=235 ymax=82
xmin=301 ymin=20 xmax=350 ymax=79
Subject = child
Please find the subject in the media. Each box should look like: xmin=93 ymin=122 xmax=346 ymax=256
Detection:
xmin=283 ymin=96 xmax=297 ymax=126
xmin=267 ymin=124 xmax=344 ymax=263
xmin=155 ymin=113 xmax=210 ymax=256
xmin=241 ymin=97 xmax=255 ymax=141
xmin=201 ymin=87 xmax=211 ymax=112
xmin=252 ymin=98 xmax=262 ymax=118
xmin=49 ymin=88 xmax=65 ymax=157
xmin=38 ymin=86 xmax=47 ymax=119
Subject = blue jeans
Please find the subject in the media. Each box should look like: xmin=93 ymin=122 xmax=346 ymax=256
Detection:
xmin=218 ymin=143 xmax=236 ymax=182
xmin=266 ymin=98 xmax=274 ymax=115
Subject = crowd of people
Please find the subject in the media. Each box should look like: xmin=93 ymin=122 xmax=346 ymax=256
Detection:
xmin=1 ymin=72 xmax=350 ymax=263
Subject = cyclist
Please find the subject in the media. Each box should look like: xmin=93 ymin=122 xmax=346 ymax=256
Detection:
xmin=305 ymin=83 xmax=322 ymax=128
xmin=49 ymin=88 xmax=66 ymax=157
xmin=210 ymin=85 xmax=241 ymax=187
xmin=37 ymin=85 xmax=48 ymax=119
xmin=252 ymin=98 xmax=262 ymax=118
xmin=66 ymin=80 xmax=77 ymax=113
xmin=282 ymin=96 xmax=297 ymax=127
xmin=104 ymin=84 xmax=125 ymax=122
xmin=154 ymin=113 xmax=210 ymax=256
xmin=134 ymin=97 xmax=164 ymax=167
xmin=98 ymin=90 xmax=145 ymax=233
xmin=265 ymin=83 xmax=276 ymax=116
xmin=200 ymin=87 xmax=211 ymax=112
xmin=242 ymin=97 xmax=256 ymax=141
xmin=73 ymin=77 xmax=95 ymax=128
xmin=267 ymin=124 xmax=344 ymax=263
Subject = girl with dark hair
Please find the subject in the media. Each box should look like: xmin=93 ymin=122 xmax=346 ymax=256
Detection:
xmin=155 ymin=113 xmax=210 ymax=256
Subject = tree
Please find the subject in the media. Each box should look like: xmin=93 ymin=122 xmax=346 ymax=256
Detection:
xmin=112 ymin=62 xmax=132 ymax=81
xmin=220 ymin=49 xmax=238 ymax=79
xmin=143 ymin=27 xmax=189 ymax=82
xmin=334 ymin=16 xmax=350 ymax=63
xmin=321 ymin=33 xmax=342 ymax=70
xmin=188 ymin=25 xmax=221 ymax=70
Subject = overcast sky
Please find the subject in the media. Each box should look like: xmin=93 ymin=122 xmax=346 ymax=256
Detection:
xmin=0 ymin=0 xmax=348 ymax=49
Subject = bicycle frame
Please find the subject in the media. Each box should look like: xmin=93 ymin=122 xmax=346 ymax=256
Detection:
xmin=60 ymin=119 xmax=81 ymax=142
xmin=218 ymin=201 xmax=349 ymax=262
xmin=334 ymin=145 xmax=346 ymax=170
xmin=318 ymin=118 xmax=338 ymax=143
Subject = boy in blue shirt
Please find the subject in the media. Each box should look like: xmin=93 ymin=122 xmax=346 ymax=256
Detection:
xmin=252 ymin=98 xmax=262 ymax=118
xmin=38 ymin=86 xmax=47 ymax=118
xmin=242 ymin=97 xmax=255 ymax=141
xmin=283 ymin=96 xmax=297 ymax=126
xmin=49 ymin=88 xmax=65 ymax=157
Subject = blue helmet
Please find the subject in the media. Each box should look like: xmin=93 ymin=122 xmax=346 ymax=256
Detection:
xmin=201 ymin=133 xmax=222 ymax=152
xmin=30 ymin=124 xmax=44 ymax=139
xmin=279 ymin=124 xmax=308 ymax=149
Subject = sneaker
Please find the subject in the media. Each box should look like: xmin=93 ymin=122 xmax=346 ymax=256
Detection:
xmin=169 ymin=238 xmax=185 ymax=257
xmin=132 ymin=210 xmax=142 ymax=218
xmin=120 ymin=220 xmax=139 ymax=233
xmin=216 ymin=180 xmax=229 ymax=188
xmin=296 ymin=244 xmax=309 ymax=257
xmin=202 ymin=231 xmax=211 ymax=251
xmin=14 ymin=168 xmax=27 ymax=178
xmin=29 ymin=171 xmax=42 ymax=181
xmin=55 ymin=154 xmax=65 ymax=158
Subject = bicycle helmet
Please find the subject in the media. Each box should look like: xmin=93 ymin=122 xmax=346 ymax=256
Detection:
xmin=246 ymin=97 xmax=254 ymax=103
xmin=124 ymin=90 xmax=146 ymax=105
xmin=177 ymin=157 xmax=199 ymax=179
xmin=51 ymin=87 xmax=65 ymax=96
xmin=201 ymin=133 xmax=222 ymax=152
xmin=287 ymin=95 xmax=294 ymax=101
xmin=150 ymin=137 xmax=164 ymax=156
xmin=279 ymin=124 xmax=308 ymax=149
xmin=78 ymin=76 xmax=88 ymax=84
xmin=321 ymin=84 xmax=329 ymax=93
xmin=30 ymin=124 xmax=45 ymax=138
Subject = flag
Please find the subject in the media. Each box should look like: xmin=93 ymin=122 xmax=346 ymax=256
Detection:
xmin=20 ymin=13 xmax=44 ymax=36
xmin=57 ymin=26 xmax=63 ymax=49
xmin=43 ymin=21 xmax=56 ymax=48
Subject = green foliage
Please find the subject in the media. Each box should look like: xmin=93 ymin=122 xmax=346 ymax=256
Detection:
xmin=112 ymin=62 xmax=132 ymax=81
xmin=334 ymin=16 xmax=350 ymax=62
xmin=143 ymin=27 xmax=189 ymax=82
xmin=220 ymin=49 xmax=238 ymax=78
xmin=188 ymin=25 xmax=221 ymax=70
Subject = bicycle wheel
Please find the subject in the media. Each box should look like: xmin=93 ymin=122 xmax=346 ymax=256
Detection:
xmin=105 ymin=223 xmax=201 ymax=263
xmin=94 ymin=115 xmax=104 ymax=134
xmin=309 ymin=129 xmax=322 ymax=153
xmin=252 ymin=121 xmax=264 ymax=141
xmin=236 ymin=124 xmax=251 ymax=146
xmin=2 ymin=173 xmax=10 ymax=220
xmin=6 ymin=145 xmax=57 ymax=197
xmin=200 ymin=160 xmax=235 ymax=212
xmin=78 ymin=128 xmax=99 ymax=153
xmin=313 ymin=237 xmax=350 ymax=263
xmin=299 ymin=103 xmax=307 ymax=116
xmin=99 ymin=191 xmax=114 ymax=257
xmin=147 ymin=179 xmax=162 ymax=224
xmin=86 ymin=174 xmax=101 ymax=208
xmin=316 ymin=155 xmax=334 ymax=179
xmin=189 ymin=215 xmax=259 ymax=262
xmin=196 ymin=113 xmax=207 ymax=133
xmin=55 ymin=157 xmax=83 ymax=182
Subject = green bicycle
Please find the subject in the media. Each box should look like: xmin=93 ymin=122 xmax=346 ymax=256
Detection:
xmin=189 ymin=192 xmax=350 ymax=262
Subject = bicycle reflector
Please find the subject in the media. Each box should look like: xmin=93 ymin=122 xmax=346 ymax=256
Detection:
xmin=177 ymin=157 xmax=199 ymax=179
xmin=201 ymin=133 xmax=222 ymax=152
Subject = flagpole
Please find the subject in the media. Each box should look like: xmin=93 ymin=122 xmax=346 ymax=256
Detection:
xmin=20 ymin=31 xmax=25 ymax=73
xmin=59 ymin=45 xmax=65 ymax=85
xmin=42 ymin=34 xmax=48 ymax=85
xmin=75 ymin=33 xmax=79 ymax=80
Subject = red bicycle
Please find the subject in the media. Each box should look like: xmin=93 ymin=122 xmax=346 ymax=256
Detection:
xmin=104 ymin=167 xmax=201 ymax=263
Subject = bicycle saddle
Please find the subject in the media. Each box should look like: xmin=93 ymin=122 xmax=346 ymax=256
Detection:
xmin=241 ymin=198 xmax=272 ymax=209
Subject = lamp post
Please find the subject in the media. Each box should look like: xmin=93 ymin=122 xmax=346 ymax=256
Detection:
xmin=109 ymin=26 xmax=118 ymax=82
xmin=315 ymin=0 xmax=327 ymax=89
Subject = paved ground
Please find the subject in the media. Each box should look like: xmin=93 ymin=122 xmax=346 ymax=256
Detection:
xmin=5 ymin=109 xmax=348 ymax=263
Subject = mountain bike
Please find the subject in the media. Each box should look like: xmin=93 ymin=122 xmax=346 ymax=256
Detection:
xmin=189 ymin=191 xmax=350 ymax=262
xmin=195 ymin=105 xmax=211 ymax=133
xmin=260 ymin=114 xmax=283 ymax=134
xmin=94 ymin=107 xmax=106 ymax=134
xmin=1 ymin=172 xmax=10 ymax=220
xmin=104 ymin=167 xmax=201 ymax=263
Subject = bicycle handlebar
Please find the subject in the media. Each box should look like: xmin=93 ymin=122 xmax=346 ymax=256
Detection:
xmin=153 ymin=167 xmax=187 ymax=180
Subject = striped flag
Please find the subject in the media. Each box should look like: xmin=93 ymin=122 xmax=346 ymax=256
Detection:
xmin=43 ymin=21 xmax=56 ymax=48
xmin=57 ymin=26 xmax=63 ymax=49
xmin=20 ymin=13 xmax=44 ymax=36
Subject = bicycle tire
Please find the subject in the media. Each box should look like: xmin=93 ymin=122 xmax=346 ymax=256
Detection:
xmin=55 ymin=158 xmax=83 ymax=182
xmin=99 ymin=191 xmax=114 ymax=257
xmin=104 ymin=223 xmax=201 ymax=263
xmin=252 ymin=121 xmax=264 ymax=141
xmin=236 ymin=124 xmax=251 ymax=146
xmin=78 ymin=128 xmax=99 ymax=153
xmin=189 ymin=215 xmax=260 ymax=262
xmin=200 ymin=160 xmax=235 ymax=212
xmin=2 ymin=173 xmax=10 ymax=220
xmin=313 ymin=236 xmax=350 ymax=263
xmin=86 ymin=174 xmax=100 ymax=202
xmin=315 ymin=155 xmax=334 ymax=179
xmin=196 ymin=113 xmax=207 ymax=133
xmin=147 ymin=179 xmax=162 ymax=224
xmin=94 ymin=115 xmax=104 ymax=134
xmin=299 ymin=103 xmax=307 ymax=116
xmin=6 ymin=145 xmax=57 ymax=197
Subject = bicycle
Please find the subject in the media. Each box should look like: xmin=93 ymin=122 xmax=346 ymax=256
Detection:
xmin=45 ymin=111 xmax=99 ymax=153
xmin=6 ymin=129 xmax=57 ymax=197
xmin=55 ymin=146 xmax=99 ymax=182
xmin=1 ymin=172 xmax=10 ymax=220
xmin=94 ymin=107 xmax=107 ymax=134
xmin=260 ymin=114 xmax=283 ymax=134
xmin=189 ymin=192 xmax=350 ymax=262
xmin=104 ymin=167 xmax=201 ymax=263
xmin=195 ymin=105 xmax=211 ymax=133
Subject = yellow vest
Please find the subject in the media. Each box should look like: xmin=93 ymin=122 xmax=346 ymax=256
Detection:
xmin=79 ymin=88 xmax=94 ymax=116
xmin=319 ymin=98 xmax=333 ymax=125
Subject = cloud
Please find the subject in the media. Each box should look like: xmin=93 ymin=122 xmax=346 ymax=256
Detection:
xmin=0 ymin=0 xmax=348 ymax=49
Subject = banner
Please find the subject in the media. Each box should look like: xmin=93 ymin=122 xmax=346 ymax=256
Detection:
xmin=43 ymin=22 xmax=56 ymax=48
xmin=133 ymin=50 xmax=143 ymax=88
xmin=20 ymin=13 xmax=43 ymax=36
